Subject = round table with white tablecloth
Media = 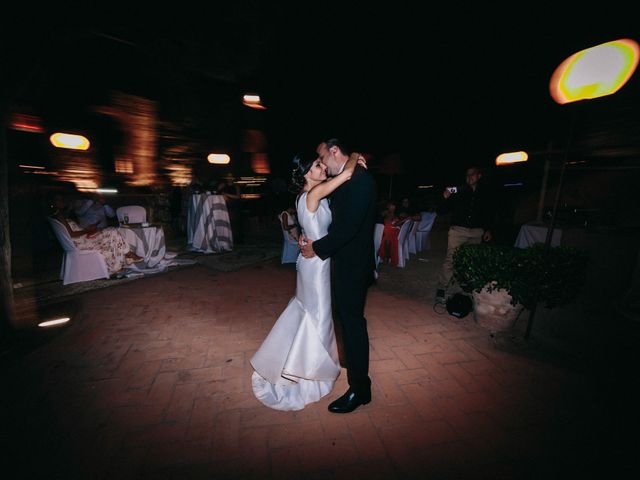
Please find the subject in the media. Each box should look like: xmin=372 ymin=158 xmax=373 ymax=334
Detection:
xmin=514 ymin=221 xmax=562 ymax=249
xmin=187 ymin=194 xmax=233 ymax=253
xmin=117 ymin=224 xmax=166 ymax=268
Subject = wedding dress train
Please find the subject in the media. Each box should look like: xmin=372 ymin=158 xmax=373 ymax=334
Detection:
xmin=251 ymin=193 xmax=340 ymax=410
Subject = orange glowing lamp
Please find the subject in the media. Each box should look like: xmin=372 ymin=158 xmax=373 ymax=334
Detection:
xmin=496 ymin=151 xmax=528 ymax=166
xmin=242 ymin=94 xmax=267 ymax=110
xmin=50 ymin=132 xmax=90 ymax=150
xmin=550 ymin=38 xmax=639 ymax=104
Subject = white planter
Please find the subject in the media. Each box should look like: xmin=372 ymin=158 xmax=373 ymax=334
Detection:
xmin=472 ymin=282 xmax=524 ymax=332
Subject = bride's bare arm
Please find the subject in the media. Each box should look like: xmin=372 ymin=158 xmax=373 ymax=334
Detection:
xmin=306 ymin=153 xmax=363 ymax=211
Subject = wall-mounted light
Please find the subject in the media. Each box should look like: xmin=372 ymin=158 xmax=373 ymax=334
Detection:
xmin=242 ymin=94 xmax=267 ymax=110
xmin=38 ymin=317 xmax=71 ymax=328
xmin=10 ymin=113 xmax=44 ymax=133
xmin=50 ymin=132 xmax=90 ymax=150
xmin=207 ymin=153 xmax=231 ymax=164
xmin=19 ymin=165 xmax=45 ymax=170
xmin=496 ymin=151 xmax=528 ymax=166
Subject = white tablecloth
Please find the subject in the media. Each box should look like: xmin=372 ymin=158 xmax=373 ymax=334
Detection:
xmin=514 ymin=222 xmax=562 ymax=249
xmin=187 ymin=194 xmax=233 ymax=253
xmin=117 ymin=225 xmax=166 ymax=267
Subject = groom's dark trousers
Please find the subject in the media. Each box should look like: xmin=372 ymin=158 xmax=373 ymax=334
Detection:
xmin=313 ymin=166 xmax=377 ymax=394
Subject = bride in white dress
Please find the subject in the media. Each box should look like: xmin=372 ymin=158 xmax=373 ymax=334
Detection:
xmin=251 ymin=152 xmax=363 ymax=411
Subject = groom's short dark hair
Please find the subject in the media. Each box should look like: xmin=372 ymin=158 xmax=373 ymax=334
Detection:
xmin=325 ymin=138 xmax=351 ymax=156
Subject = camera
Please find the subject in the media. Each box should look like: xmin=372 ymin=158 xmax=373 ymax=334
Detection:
xmin=446 ymin=186 xmax=458 ymax=194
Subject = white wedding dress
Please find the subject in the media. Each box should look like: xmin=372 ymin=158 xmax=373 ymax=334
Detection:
xmin=251 ymin=193 xmax=340 ymax=410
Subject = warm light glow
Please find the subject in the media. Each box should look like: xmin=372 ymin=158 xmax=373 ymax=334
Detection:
xmin=75 ymin=180 xmax=100 ymax=192
xmin=103 ymin=92 xmax=158 ymax=187
xmin=242 ymin=94 xmax=267 ymax=110
xmin=550 ymin=38 xmax=640 ymax=104
xmin=236 ymin=176 xmax=267 ymax=184
xmin=10 ymin=113 xmax=44 ymax=133
xmin=166 ymin=164 xmax=192 ymax=186
xmin=38 ymin=317 xmax=71 ymax=328
xmin=19 ymin=164 xmax=45 ymax=170
xmin=207 ymin=154 xmax=231 ymax=164
xmin=496 ymin=151 xmax=528 ymax=165
xmin=418 ymin=185 xmax=434 ymax=189
xmin=50 ymin=133 xmax=91 ymax=150
xmin=115 ymin=159 xmax=134 ymax=174
xmin=250 ymin=152 xmax=270 ymax=174
xmin=96 ymin=188 xmax=118 ymax=194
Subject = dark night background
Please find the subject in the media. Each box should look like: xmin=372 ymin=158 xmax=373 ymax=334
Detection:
xmin=2 ymin=8 xmax=640 ymax=202
xmin=1 ymin=9 xmax=640 ymax=478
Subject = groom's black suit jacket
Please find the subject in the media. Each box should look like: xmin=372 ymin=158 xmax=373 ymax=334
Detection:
xmin=313 ymin=165 xmax=377 ymax=283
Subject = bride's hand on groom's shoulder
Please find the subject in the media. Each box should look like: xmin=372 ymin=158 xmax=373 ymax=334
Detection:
xmin=349 ymin=152 xmax=367 ymax=170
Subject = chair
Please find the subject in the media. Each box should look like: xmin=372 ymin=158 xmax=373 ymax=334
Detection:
xmin=395 ymin=220 xmax=413 ymax=268
xmin=373 ymin=223 xmax=384 ymax=268
xmin=415 ymin=212 xmax=437 ymax=252
xmin=47 ymin=218 xmax=110 ymax=285
xmin=278 ymin=212 xmax=300 ymax=264
xmin=116 ymin=205 xmax=147 ymax=224
xmin=407 ymin=219 xmax=420 ymax=255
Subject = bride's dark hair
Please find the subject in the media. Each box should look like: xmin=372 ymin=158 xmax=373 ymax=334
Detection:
xmin=290 ymin=153 xmax=316 ymax=192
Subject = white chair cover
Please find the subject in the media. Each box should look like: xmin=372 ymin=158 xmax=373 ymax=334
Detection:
xmin=47 ymin=218 xmax=110 ymax=285
xmin=278 ymin=212 xmax=300 ymax=264
xmin=116 ymin=205 xmax=147 ymax=224
xmin=396 ymin=220 xmax=413 ymax=268
xmin=407 ymin=219 xmax=420 ymax=255
xmin=373 ymin=223 xmax=384 ymax=268
xmin=415 ymin=212 xmax=437 ymax=252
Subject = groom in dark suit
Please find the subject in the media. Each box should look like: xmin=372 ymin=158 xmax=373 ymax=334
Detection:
xmin=299 ymin=138 xmax=377 ymax=413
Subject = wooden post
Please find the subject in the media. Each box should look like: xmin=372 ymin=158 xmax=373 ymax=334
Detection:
xmin=536 ymin=158 xmax=550 ymax=222
xmin=0 ymin=108 xmax=16 ymax=331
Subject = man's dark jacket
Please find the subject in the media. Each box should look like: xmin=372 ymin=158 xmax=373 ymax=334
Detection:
xmin=313 ymin=166 xmax=377 ymax=282
xmin=440 ymin=183 xmax=494 ymax=231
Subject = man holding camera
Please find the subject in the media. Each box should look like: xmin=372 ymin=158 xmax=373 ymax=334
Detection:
xmin=436 ymin=166 xmax=494 ymax=303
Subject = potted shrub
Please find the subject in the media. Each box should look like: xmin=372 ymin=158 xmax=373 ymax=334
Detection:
xmin=452 ymin=243 xmax=588 ymax=331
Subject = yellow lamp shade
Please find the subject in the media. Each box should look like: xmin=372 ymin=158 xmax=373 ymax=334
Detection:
xmin=50 ymin=133 xmax=90 ymax=150
xmin=496 ymin=151 xmax=528 ymax=166
xmin=550 ymin=38 xmax=639 ymax=104
xmin=207 ymin=153 xmax=230 ymax=164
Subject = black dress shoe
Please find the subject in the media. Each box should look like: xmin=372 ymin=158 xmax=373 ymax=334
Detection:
xmin=328 ymin=389 xmax=371 ymax=413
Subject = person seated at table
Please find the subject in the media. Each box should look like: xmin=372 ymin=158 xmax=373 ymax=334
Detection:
xmin=49 ymin=194 xmax=142 ymax=274
xmin=378 ymin=200 xmax=406 ymax=266
xmin=279 ymin=206 xmax=300 ymax=241
xmin=187 ymin=174 xmax=205 ymax=195
xmin=396 ymin=196 xmax=421 ymax=222
xmin=72 ymin=193 xmax=116 ymax=230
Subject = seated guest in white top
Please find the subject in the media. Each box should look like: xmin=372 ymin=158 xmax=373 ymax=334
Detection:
xmin=280 ymin=207 xmax=300 ymax=241
xmin=73 ymin=193 xmax=116 ymax=230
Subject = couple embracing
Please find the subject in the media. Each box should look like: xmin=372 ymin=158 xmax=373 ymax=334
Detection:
xmin=251 ymin=138 xmax=377 ymax=413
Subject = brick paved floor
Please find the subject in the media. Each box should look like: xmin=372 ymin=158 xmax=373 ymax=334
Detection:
xmin=3 ymin=255 xmax=637 ymax=479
